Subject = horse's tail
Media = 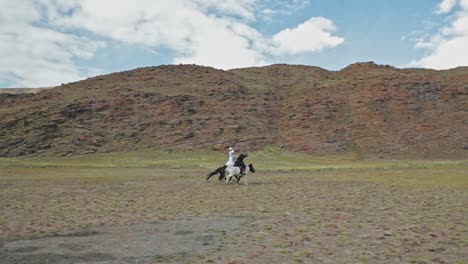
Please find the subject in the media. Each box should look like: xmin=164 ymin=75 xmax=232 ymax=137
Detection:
xmin=206 ymin=168 xmax=219 ymax=181
xmin=207 ymin=166 xmax=226 ymax=181
xmin=248 ymin=163 xmax=255 ymax=173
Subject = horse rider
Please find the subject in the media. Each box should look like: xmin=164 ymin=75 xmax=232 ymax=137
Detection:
xmin=225 ymin=147 xmax=235 ymax=167
xmin=225 ymin=147 xmax=247 ymax=175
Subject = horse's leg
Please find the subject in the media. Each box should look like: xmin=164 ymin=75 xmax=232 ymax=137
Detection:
xmin=244 ymin=175 xmax=248 ymax=185
xmin=220 ymin=170 xmax=228 ymax=182
xmin=236 ymin=175 xmax=241 ymax=184
xmin=218 ymin=166 xmax=227 ymax=181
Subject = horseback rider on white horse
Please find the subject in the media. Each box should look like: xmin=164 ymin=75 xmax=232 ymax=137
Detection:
xmin=226 ymin=147 xmax=246 ymax=175
xmin=206 ymin=147 xmax=252 ymax=181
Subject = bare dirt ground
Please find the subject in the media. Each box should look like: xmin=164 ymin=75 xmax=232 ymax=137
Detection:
xmin=0 ymin=216 xmax=247 ymax=264
xmin=0 ymin=164 xmax=467 ymax=263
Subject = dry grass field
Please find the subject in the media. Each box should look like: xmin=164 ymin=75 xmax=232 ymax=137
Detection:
xmin=0 ymin=150 xmax=467 ymax=263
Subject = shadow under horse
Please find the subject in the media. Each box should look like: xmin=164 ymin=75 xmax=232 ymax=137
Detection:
xmin=206 ymin=153 xmax=249 ymax=182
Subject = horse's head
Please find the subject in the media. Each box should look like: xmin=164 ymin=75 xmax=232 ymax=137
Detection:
xmin=236 ymin=153 xmax=248 ymax=161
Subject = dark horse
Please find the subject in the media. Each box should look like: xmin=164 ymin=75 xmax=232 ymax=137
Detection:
xmin=206 ymin=153 xmax=249 ymax=182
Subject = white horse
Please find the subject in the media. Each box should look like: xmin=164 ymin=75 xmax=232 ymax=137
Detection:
xmin=225 ymin=164 xmax=255 ymax=185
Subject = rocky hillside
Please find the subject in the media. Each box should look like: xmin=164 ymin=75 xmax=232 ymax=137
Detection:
xmin=1 ymin=62 xmax=467 ymax=158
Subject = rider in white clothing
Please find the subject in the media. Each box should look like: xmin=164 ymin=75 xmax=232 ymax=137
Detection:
xmin=225 ymin=147 xmax=235 ymax=167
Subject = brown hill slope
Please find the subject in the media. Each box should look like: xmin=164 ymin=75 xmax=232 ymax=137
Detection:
xmin=0 ymin=62 xmax=467 ymax=158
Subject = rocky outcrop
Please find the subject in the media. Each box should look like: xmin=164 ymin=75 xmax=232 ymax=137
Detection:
xmin=0 ymin=63 xmax=467 ymax=158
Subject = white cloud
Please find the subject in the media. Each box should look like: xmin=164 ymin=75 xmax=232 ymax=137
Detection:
xmin=0 ymin=0 xmax=103 ymax=87
xmin=436 ymin=0 xmax=458 ymax=14
xmin=262 ymin=8 xmax=276 ymax=16
xmin=410 ymin=0 xmax=468 ymax=69
xmin=172 ymin=16 xmax=268 ymax=69
xmin=412 ymin=36 xmax=468 ymax=69
xmin=193 ymin=0 xmax=257 ymax=21
xmin=0 ymin=0 xmax=343 ymax=87
xmin=272 ymin=17 xmax=344 ymax=55
xmin=50 ymin=0 xmax=269 ymax=69
xmin=53 ymin=1 xmax=343 ymax=67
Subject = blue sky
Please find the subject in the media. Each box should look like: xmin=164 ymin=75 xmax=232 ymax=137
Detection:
xmin=1 ymin=0 xmax=467 ymax=88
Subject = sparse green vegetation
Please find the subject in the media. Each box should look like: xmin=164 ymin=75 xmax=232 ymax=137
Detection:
xmin=1 ymin=150 xmax=467 ymax=188
xmin=0 ymin=151 xmax=467 ymax=263
xmin=184 ymin=103 xmax=197 ymax=114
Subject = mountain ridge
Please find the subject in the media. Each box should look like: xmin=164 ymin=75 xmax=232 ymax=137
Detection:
xmin=1 ymin=62 xmax=467 ymax=158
